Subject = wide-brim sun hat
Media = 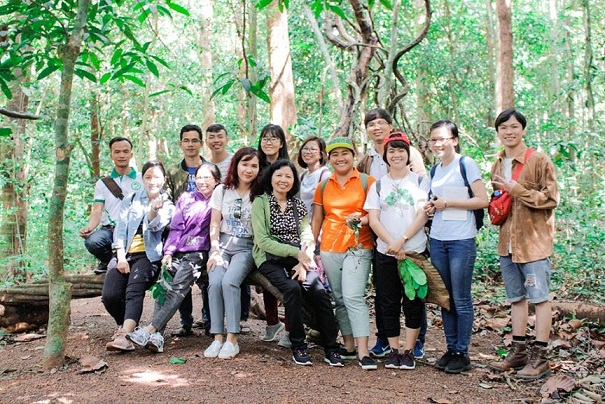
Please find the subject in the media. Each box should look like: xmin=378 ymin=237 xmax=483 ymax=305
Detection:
xmin=326 ymin=137 xmax=355 ymax=153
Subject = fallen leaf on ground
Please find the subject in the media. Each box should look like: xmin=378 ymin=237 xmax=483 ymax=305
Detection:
xmin=78 ymin=355 xmax=107 ymax=374
xmin=429 ymin=398 xmax=452 ymax=404
xmin=551 ymin=339 xmax=572 ymax=349
xmin=13 ymin=333 xmax=45 ymax=342
xmin=540 ymin=375 xmax=576 ymax=398
xmin=568 ymin=319 xmax=583 ymax=330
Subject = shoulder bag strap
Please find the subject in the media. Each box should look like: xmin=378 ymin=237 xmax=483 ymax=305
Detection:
xmin=101 ymin=176 xmax=124 ymax=200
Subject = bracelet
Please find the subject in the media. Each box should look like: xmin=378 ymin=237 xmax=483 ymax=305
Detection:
xmin=401 ymin=234 xmax=409 ymax=243
xmin=443 ymin=199 xmax=447 ymax=208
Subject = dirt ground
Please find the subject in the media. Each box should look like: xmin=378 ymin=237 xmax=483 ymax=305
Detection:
xmin=0 ymin=294 xmax=567 ymax=404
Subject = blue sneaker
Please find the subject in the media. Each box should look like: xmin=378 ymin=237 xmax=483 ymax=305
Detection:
xmin=369 ymin=337 xmax=392 ymax=358
xmin=413 ymin=339 xmax=425 ymax=359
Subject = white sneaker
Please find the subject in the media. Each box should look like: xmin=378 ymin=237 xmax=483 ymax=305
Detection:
xmin=204 ymin=340 xmax=223 ymax=358
xmin=277 ymin=331 xmax=292 ymax=348
xmin=218 ymin=341 xmax=240 ymax=359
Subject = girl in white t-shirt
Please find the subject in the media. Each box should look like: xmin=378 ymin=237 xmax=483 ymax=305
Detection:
xmin=204 ymin=147 xmax=261 ymax=360
xmin=365 ymin=132 xmax=429 ymax=370
xmin=423 ymin=120 xmax=488 ymax=374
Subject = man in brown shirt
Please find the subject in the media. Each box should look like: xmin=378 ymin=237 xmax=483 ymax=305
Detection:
xmin=489 ymin=109 xmax=559 ymax=380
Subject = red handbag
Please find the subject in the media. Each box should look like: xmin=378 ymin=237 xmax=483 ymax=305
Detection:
xmin=489 ymin=148 xmax=534 ymax=225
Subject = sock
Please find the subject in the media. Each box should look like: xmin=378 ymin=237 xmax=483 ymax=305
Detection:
xmin=534 ymin=340 xmax=548 ymax=348
xmin=512 ymin=335 xmax=526 ymax=343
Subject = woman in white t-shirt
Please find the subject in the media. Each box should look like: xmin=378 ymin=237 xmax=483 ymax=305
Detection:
xmin=424 ymin=120 xmax=488 ymax=374
xmin=204 ymin=147 xmax=261 ymax=360
xmin=297 ymin=136 xmax=331 ymax=218
xmin=364 ymin=132 xmax=430 ymax=370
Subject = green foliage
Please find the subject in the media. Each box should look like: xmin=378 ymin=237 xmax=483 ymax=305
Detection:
xmin=149 ymin=265 xmax=174 ymax=306
xmin=398 ymin=259 xmax=428 ymax=301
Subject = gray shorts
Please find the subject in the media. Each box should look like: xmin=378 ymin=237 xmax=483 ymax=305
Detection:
xmin=500 ymin=255 xmax=552 ymax=304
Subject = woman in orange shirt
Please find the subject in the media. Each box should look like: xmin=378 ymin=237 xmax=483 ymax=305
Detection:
xmin=312 ymin=137 xmax=377 ymax=370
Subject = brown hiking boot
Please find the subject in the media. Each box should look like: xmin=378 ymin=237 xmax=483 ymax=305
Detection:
xmin=516 ymin=345 xmax=551 ymax=380
xmin=106 ymin=328 xmax=135 ymax=352
xmin=489 ymin=341 xmax=528 ymax=372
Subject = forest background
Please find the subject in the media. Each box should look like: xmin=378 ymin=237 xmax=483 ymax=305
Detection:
xmin=0 ymin=0 xmax=603 ymax=367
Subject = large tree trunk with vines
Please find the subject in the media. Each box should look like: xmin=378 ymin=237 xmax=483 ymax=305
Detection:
xmin=495 ymin=0 xmax=514 ymax=112
xmin=44 ymin=0 xmax=90 ymax=370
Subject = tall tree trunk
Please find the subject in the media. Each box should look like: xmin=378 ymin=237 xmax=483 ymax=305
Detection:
xmin=332 ymin=0 xmax=377 ymax=138
xmin=303 ymin=4 xmax=343 ymax=113
xmin=1 ymin=78 xmax=29 ymax=282
xmin=376 ymin=0 xmax=401 ymax=109
xmin=90 ymin=91 xmax=101 ymax=178
xmin=485 ymin=0 xmax=496 ymax=127
xmin=44 ymin=0 xmax=90 ymax=370
xmin=547 ymin=0 xmax=560 ymax=114
xmin=443 ymin=0 xmax=459 ymax=122
xmin=495 ymin=0 xmax=514 ymax=112
xmin=266 ymin=1 xmax=297 ymax=136
xmin=563 ymin=18 xmax=575 ymax=140
xmin=247 ymin=0 xmax=258 ymax=142
xmin=198 ymin=0 xmax=215 ymax=131
xmin=582 ymin=0 xmax=595 ymax=131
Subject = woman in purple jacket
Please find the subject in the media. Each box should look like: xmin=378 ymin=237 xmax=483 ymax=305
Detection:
xmin=126 ymin=163 xmax=220 ymax=353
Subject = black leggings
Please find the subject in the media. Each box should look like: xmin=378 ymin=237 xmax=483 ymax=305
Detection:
xmin=101 ymin=253 xmax=160 ymax=326
xmin=374 ymin=251 xmax=424 ymax=337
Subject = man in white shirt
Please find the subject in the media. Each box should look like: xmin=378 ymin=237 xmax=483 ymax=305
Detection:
xmin=79 ymin=137 xmax=141 ymax=274
xmin=205 ymin=124 xmax=232 ymax=179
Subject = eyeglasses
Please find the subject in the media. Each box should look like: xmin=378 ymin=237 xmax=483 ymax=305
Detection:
xmin=233 ymin=198 xmax=242 ymax=219
xmin=196 ymin=175 xmax=214 ymax=181
xmin=261 ymin=136 xmax=281 ymax=144
xmin=366 ymin=119 xmax=390 ymax=129
xmin=181 ymin=139 xmax=201 ymax=144
xmin=301 ymin=147 xmax=319 ymax=153
xmin=428 ymin=137 xmax=454 ymax=145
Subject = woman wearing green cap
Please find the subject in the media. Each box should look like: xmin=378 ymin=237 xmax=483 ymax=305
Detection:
xmin=311 ymin=137 xmax=378 ymax=370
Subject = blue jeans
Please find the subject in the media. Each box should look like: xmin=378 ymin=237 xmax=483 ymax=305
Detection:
xmin=429 ymin=238 xmax=476 ymax=354
xmin=84 ymin=227 xmax=114 ymax=263
xmin=208 ymin=234 xmax=255 ymax=335
xmin=500 ymin=255 xmax=551 ymax=304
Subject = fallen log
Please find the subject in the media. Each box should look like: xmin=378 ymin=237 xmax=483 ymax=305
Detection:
xmin=553 ymin=301 xmax=605 ymax=325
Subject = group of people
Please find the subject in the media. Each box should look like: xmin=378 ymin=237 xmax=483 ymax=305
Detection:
xmin=80 ymin=108 xmax=559 ymax=380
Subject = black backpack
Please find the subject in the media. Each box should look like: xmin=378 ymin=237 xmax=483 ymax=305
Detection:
xmin=429 ymin=157 xmax=485 ymax=230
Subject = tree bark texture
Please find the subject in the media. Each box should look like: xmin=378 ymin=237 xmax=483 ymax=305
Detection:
xmin=332 ymin=0 xmax=377 ymax=139
xmin=495 ymin=0 xmax=514 ymax=113
xmin=90 ymin=91 xmax=101 ymax=178
xmin=582 ymin=0 xmax=594 ymax=130
xmin=246 ymin=0 xmax=258 ymax=143
xmin=1 ymin=75 xmax=30 ymax=281
xmin=44 ymin=0 xmax=90 ymax=370
xmin=485 ymin=0 xmax=496 ymax=127
xmin=266 ymin=1 xmax=297 ymax=135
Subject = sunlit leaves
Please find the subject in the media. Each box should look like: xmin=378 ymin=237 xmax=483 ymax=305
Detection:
xmin=166 ymin=1 xmax=190 ymax=16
